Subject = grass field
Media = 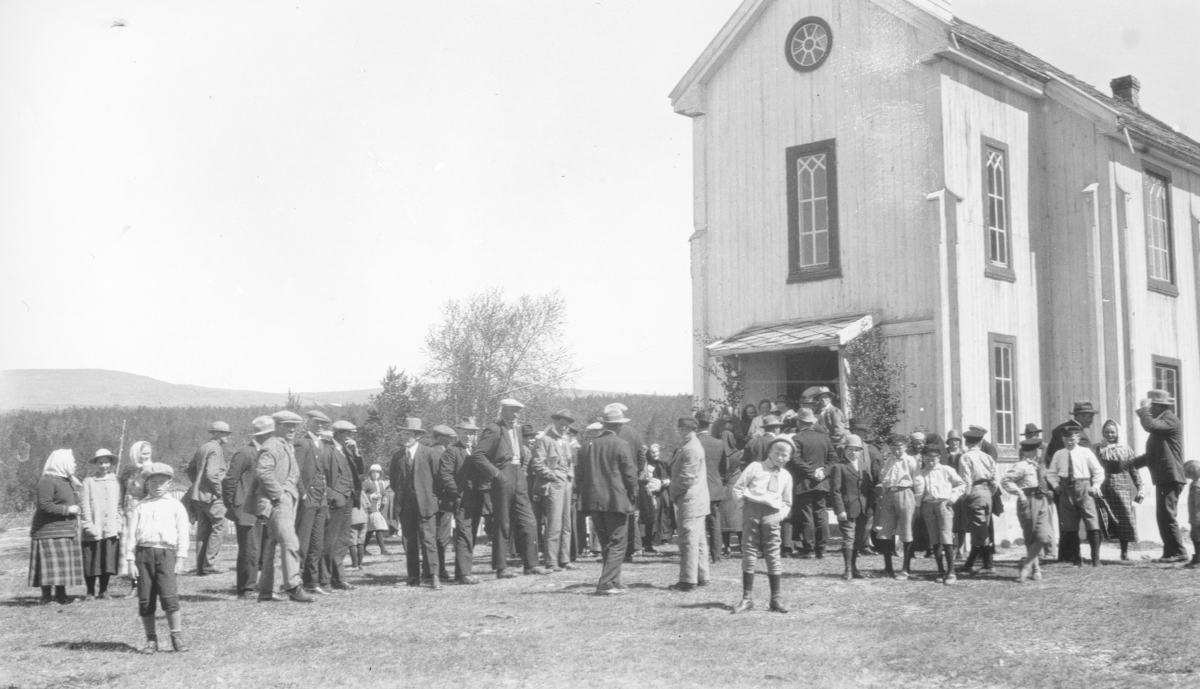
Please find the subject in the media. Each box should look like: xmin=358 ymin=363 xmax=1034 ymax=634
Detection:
xmin=0 ymin=529 xmax=1197 ymax=689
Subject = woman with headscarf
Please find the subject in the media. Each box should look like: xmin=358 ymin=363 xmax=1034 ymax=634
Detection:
xmin=29 ymin=449 xmax=85 ymax=604
xmin=1095 ymin=419 xmax=1143 ymax=560
xmin=80 ymin=449 xmax=123 ymax=599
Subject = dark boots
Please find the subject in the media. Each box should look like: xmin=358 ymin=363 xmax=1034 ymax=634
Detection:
xmin=980 ymin=545 xmax=995 ymax=574
xmin=898 ymin=543 xmax=914 ymax=580
xmin=768 ymin=574 xmax=787 ymax=613
xmin=881 ymin=540 xmax=895 ymax=578
xmin=960 ymin=546 xmax=980 ymax=573
xmin=841 ymin=548 xmax=854 ymax=581
xmin=934 ymin=546 xmax=946 ymax=579
xmin=732 ymin=572 xmax=755 ymax=613
xmin=1088 ymin=530 xmax=1101 ymax=567
xmin=942 ymin=545 xmax=957 ymax=584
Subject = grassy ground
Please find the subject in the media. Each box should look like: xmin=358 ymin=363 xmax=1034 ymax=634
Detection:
xmin=0 ymin=529 xmax=1197 ymax=689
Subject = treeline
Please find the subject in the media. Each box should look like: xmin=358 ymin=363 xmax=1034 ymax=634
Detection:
xmin=0 ymin=392 xmax=692 ymax=513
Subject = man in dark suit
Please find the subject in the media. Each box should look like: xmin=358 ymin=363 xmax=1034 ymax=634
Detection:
xmin=605 ymin=403 xmax=648 ymax=560
xmin=791 ymin=409 xmax=835 ymax=558
xmin=848 ymin=420 xmax=884 ymax=556
xmin=438 ymin=421 xmax=483 ymax=585
xmin=389 ymin=418 xmax=446 ymax=589
xmin=470 ymin=399 xmax=546 ymax=578
xmin=222 ymin=436 xmax=263 ymax=600
xmin=319 ymin=421 xmax=362 ymax=592
xmin=695 ymin=412 xmax=729 ymax=562
xmin=425 ymin=426 xmax=459 ymax=583
xmin=744 ymin=415 xmax=781 ymax=465
xmin=575 ymin=408 xmax=638 ymax=595
xmin=830 ymin=434 xmax=874 ymax=580
xmin=294 ymin=410 xmax=333 ymax=595
xmin=1131 ymin=390 xmax=1189 ymax=563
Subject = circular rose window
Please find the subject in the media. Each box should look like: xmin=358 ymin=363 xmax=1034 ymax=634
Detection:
xmin=785 ymin=17 xmax=832 ymax=72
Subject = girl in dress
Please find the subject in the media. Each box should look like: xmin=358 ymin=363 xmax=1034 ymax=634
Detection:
xmin=1095 ymin=420 xmax=1143 ymax=560
xmin=80 ymin=449 xmax=123 ymax=599
xmin=362 ymin=464 xmax=391 ymax=555
xmin=29 ymin=449 xmax=84 ymax=604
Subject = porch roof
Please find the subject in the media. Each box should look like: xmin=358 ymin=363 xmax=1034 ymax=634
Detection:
xmin=706 ymin=314 xmax=874 ymax=357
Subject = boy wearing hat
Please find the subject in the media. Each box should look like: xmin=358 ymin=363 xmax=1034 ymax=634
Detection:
xmin=915 ymin=440 xmax=965 ymax=584
xmin=957 ymin=427 xmax=999 ymax=575
xmin=830 ymin=435 xmax=874 ymax=580
xmin=874 ymin=435 xmax=920 ymax=579
xmin=1002 ymin=435 xmax=1055 ymax=582
xmin=123 ymin=463 xmax=191 ymax=653
xmin=186 ymin=421 xmax=232 ymax=576
xmin=1046 ymin=422 xmax=1106 ymax=567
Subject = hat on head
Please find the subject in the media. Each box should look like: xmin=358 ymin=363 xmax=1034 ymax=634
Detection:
xmin=909 ymin=429 xmax=927 ymax=441
xmin=90 ymin=448 xmax=117 ymax=464
xmin=1019 ymin=435 xmax=1044 ymax=449
xmin=774 ymin=394 xmax=790 ymax=403
xmin=271 ymin=410 xmax=303 ymax=425
xmin=694 ymin=411 xmax=712 ymax=424
xmin=369 ymin=463 xmax=382 ymax=473
xmin=143 ymin=462 xmax=174 ymax=480
xmin=813 ymin=386 xmax=836 ymax=400
xmin=1061 ymin=419 xmax=1084 ymax=434
xmin=455 ymin=417 xmax=480 ymax=432
xmin=318 ymin=430 xmax=333 ymax=441
xmin=431 ymin=424 xmax=457 ymax=439
xmin=921 ymin=442 xmax=944 ymax=457
xmin=601 ymin=407 xmax=630 ymax=424
xmin=251 ymin=416 xmax=276 ymax=436
xmin=332 ymin=420 xmax=357 ymax=432
xmin=550 ymin=409 xmax=576 ymax=423
xmin=760 ymin=414 xmax=782 ymax=428
xmin=604 ymin=402 xmax=628 ymax=415
xmin=1071 ymin=401 xmax=1097 ymax=415
xmin=677 ymin=417 xmax=699 ymax=431
xmin=796 ymin=408 xmax=817 ymax=424
xmin=521 ymin=424 xmax=538 ymax=438
xmin=946 ymin=429 xmax=963 ymax=442
xmin=844 ymin=434 xmax=863 ymax=449
xmin=499 ymin=398 xmax=525 ymax=409
xmin=398 ymin=418 xmax=426 ymax=435
xmin=586 ymin=422 xmax=603 ymax=431
xmin=306 ymin=410 xmax=331 ymax=423
xmin=1147 ymin=389 xmax=1176 ymax=407
xmin=963 ymin=426 xmax=987 ymax=441
xmin=567 ymin=426 xmax=580 ymax=435
xmin=208 ymin=421 xmax=231 ymax=434
xmin=1022 ymin=423 xmax=1042 ymax=438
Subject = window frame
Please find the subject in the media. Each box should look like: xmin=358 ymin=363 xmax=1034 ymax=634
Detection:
xmin=981 ymin=137 xmax=1016 ymax=283
xmin=1152 ymin=354 xmax=1182 ymax=418
xmin=786 ymin=139 xmax=841 ymax=283
xmin=988 ymin=333 xmax=1018 ymax=448
xmin=1143 ymin=163 xmax=1178 ymax=297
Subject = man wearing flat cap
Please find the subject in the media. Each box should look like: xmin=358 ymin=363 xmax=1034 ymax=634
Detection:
xmin=471 ymin=400 xmax=545 ymax=578
xmin=668 ymin=416 xmax=710 ymax=591
xmin=438 ymin=419 xmax=483 ymax=585
xmin=390 ymin=418 xmax=447 ymax=588
xmin=530 ymin=410 xmax=578 ymax=572
xmin=319 ymin=420 xmax=362 ymax=592
xmin=1130 ymin=390 xmax=1189 ymax=563
xmin=575 ymin=407 xmax=638 ymax=594
xmin=222 ymin=428 xmax=265 ymax=599
xmin=294 ymin=410 xmax=334 ymax=595
xmin=186 ymin=421 xmax=232 ymax=576
xmin=254 ymin=413 xmax=312 ymax=602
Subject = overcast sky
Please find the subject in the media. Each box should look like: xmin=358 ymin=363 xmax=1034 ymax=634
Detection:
xmin=1 ymin=1 xmax=1195 ymax=396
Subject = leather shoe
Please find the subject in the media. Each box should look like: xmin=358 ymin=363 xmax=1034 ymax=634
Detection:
xmin=560 ymin=563 xmax=578 ymax=571
xmin=257 ymin=593 xmax=284 ymax=602
xmin=524 ymin=567 xmax=549 ymax=575
xmin=286 ymin=587 xmax=314 ymax=603
xmin=331 ymin=582 xmax=356 ymax=591
xmin=430 ymin=577 xmax=442 ymax=590
xmin=1153 ymin=554 xmax=1188 ymax=564
xmin=140 ymin=639 xmax=158 ymax=655
xmin=170 ymin=632 xmax=188 ymax=653
xmin=456 ymin=576 xmax=482 ymax=585
xmin=731 ymin=598 xmax=755 ymax=613
xmin=438 ymin=571 xmax=453 ymax=582
xmin=595 ymin=586 xmax=625 ymax=596
xmin=406 ymin=577 xmax=421 ymax=587
xmin=667 ymin=582 xmax=695 ymax=592
xmin=305 ymin=586 xmax=331 ymax=595
xmin=496 ymin=569 xmax=519 ymax=579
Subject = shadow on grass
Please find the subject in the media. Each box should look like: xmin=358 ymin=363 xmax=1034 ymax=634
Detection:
xmin=677 ymin=601 xmax=735 ymax=611
xmin=41 ymin=640 xmax=140 ymax=653
xmin=2 ymin=596 xmax=50 ymax=608
xmin=178 ymin=593 xmax=225 ymax=602
xmin=354 ymin=573 xmax=407 ymax=587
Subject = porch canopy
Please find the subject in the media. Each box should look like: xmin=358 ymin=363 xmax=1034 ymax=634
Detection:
xmin=705 ymin=314 xmax=874 ymax=357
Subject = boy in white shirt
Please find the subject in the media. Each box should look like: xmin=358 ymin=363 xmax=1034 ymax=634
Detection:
xmin=915 ymin=441 xmax=965 ymax=584
xmin=123 ymin=462 xmax=191 ymax=654
xmin=1046 ymin=422 xmax=1105 ymax=567
xmin=730 ymin=438 xmax=794 ymax=614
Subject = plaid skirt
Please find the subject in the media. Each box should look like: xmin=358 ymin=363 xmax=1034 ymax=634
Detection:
xmin=81 ymin=536 xmax=122 ymax=577
xmin=1100 ymin=472 xmax=1138 ymax=542
xmin=28 ymin=537 xmax=85 ymax=587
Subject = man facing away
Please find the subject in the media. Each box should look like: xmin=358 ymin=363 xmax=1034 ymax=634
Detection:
xmin=187 ymin=421 xmax=232 ymax=576
xmin=575 ymin=407 xmax=638 ymax=595
xmin=695 ymin=411 xmax=729 ymax=563
xmin=222 ymin=430 xmax=263 ymax=600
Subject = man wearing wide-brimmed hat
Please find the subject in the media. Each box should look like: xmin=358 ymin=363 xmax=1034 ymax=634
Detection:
xmin=471 ymin=400 xmax=546 ymax=578
xmin=293 ymin=410 xmax=334 ymax=595
xmin=790 ymin=408 xmax=835 ymax=559
xmin=576 ymin=406 xmax=638 ymax=594
xmin=186 ymin=421 xmax=232 ymax=576
xmin=253 ymin=413 xmax=312 ymax=603
xmin=812 ymin=387 xmax=846 ymax=444
xmin=1130 ymin=389 xmax=1188 ymax=563
xmin=439 ymin=418 xmax=483 ymax=585
xmin=605 ymin=403 xmax=648 ymax=560
xmin=390 ymin=418 xmax=447 ymax=589
xmin=530 ymin=409 xmax=578 ymax=572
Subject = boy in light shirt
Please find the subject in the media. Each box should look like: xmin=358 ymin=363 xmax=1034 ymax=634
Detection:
xmin=123 ymin=463 xmax=191 ymax=654
xmin=730 ymin=438 xmax=794 ymax=614
xmin=915 ymin=440 xmax=965 ymax=584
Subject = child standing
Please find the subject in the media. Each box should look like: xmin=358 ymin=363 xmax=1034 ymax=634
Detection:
xmin=1002 ymin=435 xmax=1055 ymax=582
xmin=123 ymin=462 xmax=190 ymax=654
xmin=915 ymin=441 xmax=965 ymax=584
xmin=1185 ymin=461 xmax=1200 ymax=568
xmin=730 ymin=438 xmax=794 ymax=614
xmin=80 ymin=449 xmax=123 ymax=600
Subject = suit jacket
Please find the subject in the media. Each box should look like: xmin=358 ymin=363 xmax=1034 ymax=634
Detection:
xmin=829 ymin=458 xmax=874 ymax=520
xmin=697 ymin=432 xmax=729 ymax=501
xmin=470 ymin=419 xmax=522 ymax=484
xmin=187 ymin=439 xmax=227 ymax=503
xmin=249 ymin=437 xmax=299 ymax=518
xmin=575 ymin=431 xmax=637 ymax=514
xmin=529 ymin=427 xmax=574 ymax=497
xmin=390 ymin=442 xmax=444 ymax=519
xmin=221 ymin=442 xmax=260 ymax=526
xmin=327 ymin=441 xmax=359 ymax=508
xmin=744 ymin=433 xmax=776 ymax=467
xmin=617 ymin=425 xmax=648 ymax=479
xmin=437 ymin=442 xmax=473 ymax=512
xmin=1134 ymin=408 xmax=1186 ymax=485
xmin=294 ymin=433 xmax=332 ymax=505
xmin=669 ymin=435 xmax=710 ymax=519
xmin=792 ymin=426 xmax=837 ymax=493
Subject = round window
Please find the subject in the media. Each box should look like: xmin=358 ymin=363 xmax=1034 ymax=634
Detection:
xmin=785 ymin=17 xmax=832 ymax=72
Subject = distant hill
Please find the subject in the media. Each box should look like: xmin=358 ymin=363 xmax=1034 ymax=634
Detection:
xmin=0 ymin=369 xmax=381 ymax=411
xmin=0 ymin=369 xmax=633 ymax=411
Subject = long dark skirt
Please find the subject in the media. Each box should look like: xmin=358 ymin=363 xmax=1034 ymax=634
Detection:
xmin=28 ymin=537 xmax=84 ymax=587
xmin=81 ymin=537 xmax=121 ymax=577
xmin=1099 ymin=472 xmax=1138 ymax=542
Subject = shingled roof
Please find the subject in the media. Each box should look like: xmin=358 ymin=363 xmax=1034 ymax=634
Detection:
xmin=950 ymin=18 xmax=1200 ymax=165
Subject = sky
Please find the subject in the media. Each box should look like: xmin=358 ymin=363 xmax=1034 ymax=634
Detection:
xmin=1 ymin=1 xmax=1196 ymax=396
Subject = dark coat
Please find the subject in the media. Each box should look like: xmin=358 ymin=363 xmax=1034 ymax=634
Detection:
xmin=390 ymin=443 xmax=445 ymax=519
xmin=30 ymin=475 xmax=79 ymax=540
xmin=1134 ymin=408 xmax=1186 ymax=485
xmin=294 ymin=433 xmax=331 ymax=504
xmin=470 ymin=420 xmax=521 ymax=483
xmin=437 ymin=442 xmax=473 ymax=512
xmin=575 ymin=431 xmax=637 ymax=514
xmin=222 ymin=442 xmax=261 ymax=527
xmin=829 ymin=458 xmax=874 ymax=520
xmin=744 ymin=433 xmax=776 ymax=467
xmin=617 ymin=424 xmax=648 ymax=477
xmin=697 ymin=432 xmax=729 ymax=501
xmin=791 ymin=426 xmax=837 ymax=493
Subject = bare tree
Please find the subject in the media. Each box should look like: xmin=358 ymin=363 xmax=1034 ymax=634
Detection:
xmin=424 ymin=288 xmax=575 ymax=424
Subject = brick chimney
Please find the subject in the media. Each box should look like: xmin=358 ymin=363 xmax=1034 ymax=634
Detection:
xmin=1111 ymin=75 xmax=1141 ymax=108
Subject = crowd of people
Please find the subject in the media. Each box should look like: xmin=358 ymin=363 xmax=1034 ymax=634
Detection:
xmin=25 ymin=387 xmax=1197 ymax=653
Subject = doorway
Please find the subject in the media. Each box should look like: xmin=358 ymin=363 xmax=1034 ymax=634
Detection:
xmin=785 ymin=349 xmax=840 ymax=404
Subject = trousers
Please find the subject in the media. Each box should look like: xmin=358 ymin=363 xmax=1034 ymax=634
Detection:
xmin=319 ymin=499 xmax=352 ymax=587
xmin=742 ymin=501 xmax=783 ymax=575
xmin=294 ymin=501 xmax=329 ymax=588
xmin=794 ymin=490 xmax=828 ymax=552
xmin=490 ymin=464 xmax=538 ymax=572
xmin=676 ymin=514 xmax=710 ymax=584
xmin=259 ymin=493 xmax=301 ymax=594
xmin=1156 ymin=482 xmax=1187 ymax=558
xmin=422 ymin=512 xmax=453 ymax=577
xmin=193 ymin=500 xmax=226 ymax=573
xmin=135 ymin=545 xmax=179 ymax=617
xmin=534 ymin=479 xmax=574 ymax=567
xmin=590 ymin=511 xmax=627 ymax=590
xmin=234 ymin=520 xmax=263 ymax=594
xmin=706 ymin=501 xmax=724 ymax=558
xmin=399 ymin=501 xmax=439 ymax=581
xmin=453 ymin=490 xmax=484 ymax=578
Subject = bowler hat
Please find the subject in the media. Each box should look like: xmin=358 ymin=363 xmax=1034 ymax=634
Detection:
xmin=143 ymin=462 xmax=174 ymax=481
xmin=601 ymin=408 xmax=630 ymax=424
xmin=398 ymin=418 xmax=426 ymax=435
xmin=499 ymin=398 xmax=525 ymax=409
xmin=332 ymin=420 xmax=357 ymax=432
xmin=251 ymin=416 xmax=276 ymax=436
xmin=946 ymin=429 xmax=963 ymax=442
xmin=1021 ymin=423 xmax=1042 ymax=438
xmin=1147 ymin=389 xmax=1176 ymax=407
xmin=271 ymin=410 xmax=303 ymax=425
xmin=89 ymin=448 xmax=117 ymax=464
xmin=1071 ymin=401 xmax=1097 ymax=415
xmin=677 ymin=417 xmax=699 ymax=431
xmin=306 ymin=410 xmax=332 ymax=423
xmin=550 ymin=409 xmax=576 ymax=423
xmin=208 ymin=421 xmax=231 ymax=434
xmin=431 ymin=424 xmax=457 ymax=439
